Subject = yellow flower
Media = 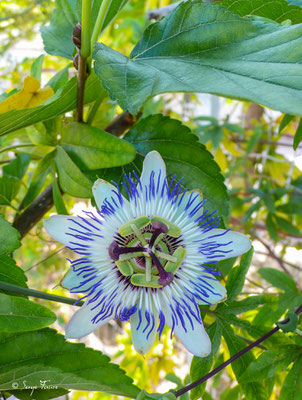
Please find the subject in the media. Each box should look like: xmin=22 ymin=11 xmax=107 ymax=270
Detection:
xmin=0 ymin=76 xmax=54 ymax=113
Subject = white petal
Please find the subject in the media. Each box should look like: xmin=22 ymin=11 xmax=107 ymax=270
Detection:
xmin=164 ymin=308 xmax=211 ymax=357
xmin=173 ymin=189 xmax=204 ymax=222
xmin=130 ymin=306 xmax=158 ymax=355
xmin=61 ymin=269 xmax=97 ymax=292
xmin=44 ymin=215 xmax=94 ymax=246
xmin=65 ymin=303 xmax=113 ymax=339
xmin=197 ymin=276 xmax=227 ymax=305
xmin=61 ymin=270 xmax=79 ymax=290
xmin=140 ymin=151 xmax=166 ymax=189
xmin=92 ymin=178 xmax=128 ymax=210
xmin=199 ymin=229 xmax=251 ymax=261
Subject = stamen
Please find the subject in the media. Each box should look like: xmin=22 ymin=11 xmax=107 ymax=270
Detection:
xmin=149 ymin=220 xmax=168 ymax=248
xmin=108 ymin=241 xmax=146 ymax=261
xmin=149 ymin=251 xmax=174 ymax=287
xmin=131 ymin=223 xmax=147 ymax=246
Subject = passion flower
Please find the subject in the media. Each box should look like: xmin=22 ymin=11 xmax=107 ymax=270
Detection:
xmin=44 ymin=151 xmax=251 ymax=356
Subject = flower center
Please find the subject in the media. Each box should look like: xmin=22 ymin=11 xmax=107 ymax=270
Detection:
xmin=108 ymin=216 xmax=186 ymax=288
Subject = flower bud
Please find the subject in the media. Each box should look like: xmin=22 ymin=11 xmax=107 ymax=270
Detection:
xmin=72 ymin=22 xmax=81 ymax=49
xmin=73 ymin=53 xmax=79 ymax=70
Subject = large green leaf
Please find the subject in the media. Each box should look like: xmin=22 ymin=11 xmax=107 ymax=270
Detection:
xmin=0 ymin=294 xmax=56 ymax=332
xmin=219 ymin=0 xmax=302 ymax=24
xmin=124 ymin=115 xmax=228 ymax=216
xmin=94 ymin=1 xmax=302 ymax=115
xmin=0 ymin=255 xmax=27 ymax=298
xmin=280 ymin=355 xmax=302 ymax=400
xmin=41 ymin=0 xmax=128 ymax=59
xmin=0 ymin=216 xmax=21 ymax=255
xmin=239 ymin=345 xmax=302 ymax=383
xmin=0 ymin=328 xmax=140 ymax=397
xmin=0 ymin=73 xmax=103 ymax=137
xmin=61 ymin=122 xmax=136 ymax=170
xmin=55 ymin=146 xmax=93 ymax=198
xmin=218 ymin=319 xmax=268 ymax=400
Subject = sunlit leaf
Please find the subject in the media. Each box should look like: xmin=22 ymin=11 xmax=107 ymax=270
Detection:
xmin=61 ymin=122 xmax=136 ymax=170
xmin=219 ymin=0 xmax=302 ymax=24
xmin=94 ymin=2 xmax=302 ymax=116
xmin=55 ymin=146 xmax=92 ymax=198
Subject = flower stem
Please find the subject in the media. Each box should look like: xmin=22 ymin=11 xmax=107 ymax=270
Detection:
xmin=174 ymin=304 xmax=302 ymax=398
xmin=76 ymin=55 xmax=87 ymax=123
xmin=0 ymin=281 xmax=83 ymax=307
xmin=81 ymin=0 xmax=92 ymax=58
xmin=90 ymin=0 xmax=111 ymax=53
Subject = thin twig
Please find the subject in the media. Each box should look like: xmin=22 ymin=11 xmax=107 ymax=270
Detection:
xmin=255 ymin=235 xmax=291 ymax=275
xmin=174 ymin=305 xmax=302 ymax=397
xmin=24 ymin=246 xmax=65 ymax=272
xmin=255 ymin=250 xmax=302 ymax=272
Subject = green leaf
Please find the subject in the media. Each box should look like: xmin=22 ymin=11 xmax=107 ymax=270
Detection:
xmin=279 ymin=114 xmax=294 ymax=133
xmin=47 ymin=65 xmax=70 ymax=92
xmin=293 ymin=117 xmax=302 ymax=150
xmin=277 ymin=201 xmax=302 ymax=214
xmin=0 ymin=73 xmax=103 ymax=137
xmin=275 ymin=215 xmax=301 ymax=235
xmin=55 ymin=146 xmax=92 ymax=198
xmin=22 ymin=151 xmax=55 ymax=209
xmin=217 ymin=257 xmax=237 ymax=278
xmin=0 ymin=176 xmax=21 ymax=206
xmin=226 ymin=247 xmax=254 ymax=301
xmin=0 ymin=216 xmax=21 ymax=255
xmin=262 ymin=194 xmax=275 ymax=213
xmin=266 ymin=213 xmax=278 ymax=242
xmin=239 ymin=345 xmax=302 ymax=383
xmin=41 ymin=0 xmax=129 ymax=59
xmin=0 ymin=255 xmax=27 ymax=297
xmin=30 ymin=55 xmax=44 ymax=81
xmin=218 ymin=319 xmax=268 ymax=400
xmin=278 ymin=311 xmax=299 ymax=332
xmin=94 ymin=1 xmax=302 ymax=115
xmin=258 ymin=267 xmax=298 ymax=293
xmin=219 ymin=294 xmax=277 ymax=315
xmin=61 ymin=122 xmax=136 ymax=170
xmin=0 ymin=328 xmax=140 ymax=397
xmin=253 ymin=292 xmax=298 ymax=326
xmin=247 ymin=128 xmax=262 ymax=154
xmin=280 ymin=355 xmax=302 ymax=400
xmin=2 ymin=153 xmax=31 ymax=180
xmin=190 ymin=323 xmax=221 ymax=400
xmin=10 ymin=386 xmax=68 ymax=400
xmin=219 ymin=0 xmax=302 ymax=24
xmin=124 ymin=114 xmax=229 ymax=216
xmin=0 ymin=294 xmax=56 ymax=332
xmin=52 ymin=176 xmax=68 ymax=215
